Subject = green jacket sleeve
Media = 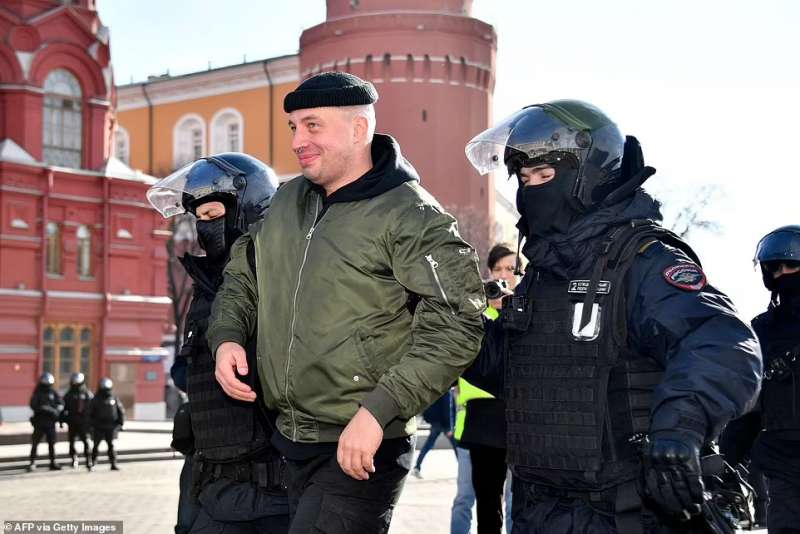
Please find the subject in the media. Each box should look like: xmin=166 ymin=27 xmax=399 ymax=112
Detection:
xmin=207 ymin=232 xmax=259 ymax=357
xmin=360 ymin=203 xmax=486 ymax=427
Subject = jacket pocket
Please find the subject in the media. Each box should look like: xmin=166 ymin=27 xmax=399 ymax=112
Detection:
xmin=353 ymin=327 xmax=381 ymax=383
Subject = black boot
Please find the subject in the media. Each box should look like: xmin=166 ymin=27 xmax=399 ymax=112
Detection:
xmin=47 ymin=441 xmax=60 ymax=470
xmin=109 ymin=448 xmax=119 ymax=471
xmin=26 ymin=460 xmax=36 ymax=472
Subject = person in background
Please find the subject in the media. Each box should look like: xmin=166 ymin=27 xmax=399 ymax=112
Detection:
xmin=28 ymin=372 xmax=63 ymax=471
xmin=720 ymin=225 xmax=800 ymax=532
xmin=457 ymin=243 xmax=518 ymax=534
xmin=89 ymin=377 xmax=125 ymax=471
xmin=62 ymin=372 xmax=93 ymax=470
xmin=412 ymin=388 xmax=456 ymax=478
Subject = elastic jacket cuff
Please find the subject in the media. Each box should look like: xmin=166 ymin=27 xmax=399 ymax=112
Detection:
xmin=649 ymin=408 xmax=707 ymax=444
xmin=208 ymin=330 xmax=247 ymax=360
xmin=361 ymin=385 xmax=403 ymax=428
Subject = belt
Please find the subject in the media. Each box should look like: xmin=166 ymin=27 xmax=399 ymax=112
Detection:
xmin=193 ymin=455 xmax=286 ymax=496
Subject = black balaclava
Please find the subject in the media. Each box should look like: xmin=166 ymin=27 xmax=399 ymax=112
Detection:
xmin=192 ymin=196 xmax=241 ymax=267
xmin=515 ymin=158 xmax=580 ymax=238
xmin=772 ymin=270 xmax=800 ymax=306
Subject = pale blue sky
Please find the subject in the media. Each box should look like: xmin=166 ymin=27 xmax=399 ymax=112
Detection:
xmin=100 ymin=0 xmax=800 ymax=319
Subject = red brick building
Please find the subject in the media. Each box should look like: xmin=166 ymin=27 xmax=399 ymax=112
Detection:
xmin=0 ymin=0 xmax=170 ymax=421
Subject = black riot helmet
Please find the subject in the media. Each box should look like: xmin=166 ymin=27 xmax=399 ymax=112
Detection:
xmin=98 ymin=377 xmax=113 ymax=391
xmin=70 ymin=372 xmax=85 ymax=387
xmin=146 ymin=153 xmax=279 ymax=233
xmin=466 ymin=100 xmax=653 ymax=212
xmin=39 ymin=372 xmax=55 ymax=386
xmin=754 ymin=225 xmax=800 ymax=291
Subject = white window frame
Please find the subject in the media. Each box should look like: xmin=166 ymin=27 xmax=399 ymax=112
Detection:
xmin=210 ymin=108 xmax=245 ymax=154
xmin=76 ymin=225 xmax=92 ymax=278
xmin=172 ymin=113 xmax=207 ymax=169
xmin=42 ymin=69 xmax=83 ymax=169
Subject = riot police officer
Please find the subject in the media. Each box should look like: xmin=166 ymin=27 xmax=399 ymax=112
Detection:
xmin=147 ymin=153 xmax=288 ymax=534
xmin=62 ymin=372 xmax=93 ymax=470
xmin=722 ymin=225 xmax=800 ymax=531
xmin=28 ymin=372 xmax=63 ymax=471
xmin=463 ymin=100 xmax=762 ymax=532
xmin=89 ymin=377 xmax=125 ymax=470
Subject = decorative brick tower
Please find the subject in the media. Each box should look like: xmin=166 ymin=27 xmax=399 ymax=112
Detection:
xmin=299 ymin=0 xmax=497 ymax=254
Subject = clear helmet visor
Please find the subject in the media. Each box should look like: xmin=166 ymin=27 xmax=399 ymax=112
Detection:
xmin=466 ymin=105 xmax=594 ymax=176
xmin=754 ymin=226 xmax=800 ymax=265
xmin=146 ymin=159 xmax=239 ymax=218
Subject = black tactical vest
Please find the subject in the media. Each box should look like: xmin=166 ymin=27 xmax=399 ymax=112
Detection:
xmin=505 ymin=221 xmax=698 ymax=491
xmin=755 ymin=308 xmax=800 ymax=434
xmin=64 ymin=387 xmax=92 ymax=427
xmin=90 ymin=392 xmax=122 ymax=429
xmin=184 ymin=282 xmax=274 ymax=463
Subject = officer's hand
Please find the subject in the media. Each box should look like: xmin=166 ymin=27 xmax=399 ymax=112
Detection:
xmin=214 ymin=342 xmax=256 ymax=402
xmin=337 ymin=407 xmax=383 ymax=481
xmin=643 ymin=431 xmax=704 ymax=520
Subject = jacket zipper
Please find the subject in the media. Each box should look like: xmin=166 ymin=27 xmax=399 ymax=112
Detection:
xmin=285 ymin=196 xmax=323 ymax=441
xmin=425 ymin=254 xmax=456 ymax=315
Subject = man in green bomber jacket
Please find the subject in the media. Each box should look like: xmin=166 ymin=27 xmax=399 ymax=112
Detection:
xmin=207 ymin=72 xmax=486 ymax=534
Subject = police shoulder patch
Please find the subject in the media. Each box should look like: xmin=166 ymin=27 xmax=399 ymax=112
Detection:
xmin=663 ymin=263 xmax=706 ymax=291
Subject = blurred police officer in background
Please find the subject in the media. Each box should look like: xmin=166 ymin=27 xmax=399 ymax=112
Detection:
xmin=28 ymin=371 xmax=63 ymax=471
xmin=148 ymin=153 xmax=288 ymax=534
xmin=720 ymin=225 xmax=800 ymax=532
xmin=463 ymin=100 xmax=762 ymax=532
xmin=89 ymin=377 xmax=125 ymax=471
xmin=62 ymin=371 xmax=93 ymax=470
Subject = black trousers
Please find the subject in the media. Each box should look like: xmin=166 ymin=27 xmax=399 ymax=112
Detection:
xmin=285 ymin=437 xmax=413 ymax=534
xmin=67 ymin=425 xmax=91 ymax=463
xmin=510 ymin=477 xmax=712 ymax=534
xmin=189 ymin=509 xmax=289 ymax=534
xmin=176 ymin=454 xmax=201 ymax=534
xmin=470 ymin=445 xmax=507 ymax=534
xmin=91 ymin=428 xmax=117 ymax=464
xmin=30 ymin=424 xmax=57 ymax=463
xmin=189 ymin=475 xmax=289 ymax=534
xmin=766 ymin=476 xmax=800 ymax=533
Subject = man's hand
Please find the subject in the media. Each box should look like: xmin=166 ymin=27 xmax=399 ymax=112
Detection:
xmin=337 ymin=407 xmax=383 ymax=480
xmin=643 ymin=431 xmax=704 ymax=521
xmin=214 ymin=342 xmax=256 ymax=402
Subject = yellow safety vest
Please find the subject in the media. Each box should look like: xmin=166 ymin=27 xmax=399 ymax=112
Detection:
xmin=455 ymin=306 xmax=498 ymax=440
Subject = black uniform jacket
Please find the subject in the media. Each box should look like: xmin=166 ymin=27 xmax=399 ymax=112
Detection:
xmin=465 ymin=190 xmax=762 ymax=444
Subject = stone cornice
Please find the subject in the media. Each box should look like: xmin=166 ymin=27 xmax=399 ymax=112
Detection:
xmin=116 ymin=55 xmax=299 ymax=112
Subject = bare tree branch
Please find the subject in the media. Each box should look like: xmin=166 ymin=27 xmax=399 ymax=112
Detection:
xmin=660 ymin=184 xmax=723 ymax=240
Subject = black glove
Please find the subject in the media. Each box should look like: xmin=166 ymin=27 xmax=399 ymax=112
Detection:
xmin=643 ymin=431 xmax=705 ymax=521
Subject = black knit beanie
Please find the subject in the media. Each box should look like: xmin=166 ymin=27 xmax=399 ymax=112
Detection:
xmin=283 ymin=72 xmax=379 ymax=113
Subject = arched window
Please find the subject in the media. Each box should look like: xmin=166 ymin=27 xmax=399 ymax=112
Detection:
xmin=173 ymin=114 xmax=206 ymax=168
xmin=42 ymin=69 xmax=83 ymax=168
xmin=80 ymin=327 xmax=92 ymax=386
xmin=77 ymin=225 xmax=91 ymax=277
xmin=46 ymin=222 xmax=61 ymax=275
xmin=42 ymin=324 xmax=93 ymax=390
xmin=43 ymin=326 xmax=55 ymax=377
xmin=211 ymin=109 xmax=244 ymax=153
xmin=115 ymin=126 xmax=130 ymax=165
xmin=59 ymin=326 xmax=75 ymax=389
